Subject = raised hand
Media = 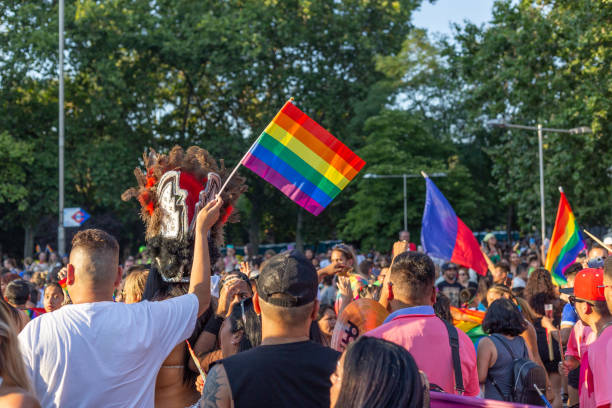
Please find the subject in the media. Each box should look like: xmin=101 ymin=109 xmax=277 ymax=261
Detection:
xmin=196 ymin=197 xmax=224 ymax=233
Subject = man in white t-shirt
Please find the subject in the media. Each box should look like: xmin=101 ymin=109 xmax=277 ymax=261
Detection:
xmin=19 ymin=198 xmax=223 ymax=408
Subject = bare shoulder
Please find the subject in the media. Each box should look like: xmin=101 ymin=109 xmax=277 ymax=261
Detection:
xmin=0 ymin=390 xmax=41 ymax=408
xmin=201 ymin=363 xmax=232 ymax=408
xmin=477 ymin=336 xmax=494 ymax=351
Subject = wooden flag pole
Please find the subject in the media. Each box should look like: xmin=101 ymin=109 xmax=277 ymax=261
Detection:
xmin=583 ymin=229 xmax=612 ymax=253
xmin=217 ymin=97 xmax=295 ymax=197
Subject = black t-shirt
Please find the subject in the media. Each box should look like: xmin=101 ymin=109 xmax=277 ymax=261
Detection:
xmin=436 ymin=280 xmax=464 ymax=307
xmin=222 ymin=341 xmax=340 ymax=408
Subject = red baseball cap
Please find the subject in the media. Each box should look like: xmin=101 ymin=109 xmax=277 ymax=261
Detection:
xmin=560 ymin=268 xmax=605 ymax=301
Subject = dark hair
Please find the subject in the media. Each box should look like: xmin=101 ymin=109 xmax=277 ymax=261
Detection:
xmin=494 ymin=262 xmax=510 ymax=274
xmin=218 ymin=272 xmax=250 ymax=294
xmin=390 ymin=252 xmax=435 ymax=304
xmin=44 ymin=282 xmax=64 ymax=297
xmin=592 ymin=300 xmax=611 ymax=317
xmin=5 ymin=280 xmax=30 ymax=306
xmin=358 ymin=260 xmax=373 ymax=277
xmin=434 ymin=293 xmax=452 ymax=322
xmin=317 ymin=303 xmax=335 ymax=321
xmin=564 ymin=263 xmax=583 ymax=280
xmin=227 ymin=298 xmax=261 ymax=353
xmin=1 ymin=273 xmax=20 ymax=294
xmin=516 ymin=262 xmax=529 ymax=277
xmin=482 ymin=298 xmax=527 ymax=336
xmin=331 ymin=244 xmax=357 ymax=266
xmin=334 ymin=336 xmax=424 ymax=408
xmin=524 ymin=268 xmax=556 ymax=302
xmin=72 ymin=229 xmax=119 ymax=254
xmin=528 ymin=292 xmax=556 ymax=316
xmin=28 ymin=282 xmax=39 ymax=305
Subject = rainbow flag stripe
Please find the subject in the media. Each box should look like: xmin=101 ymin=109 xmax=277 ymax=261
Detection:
xmin=545 ymin=190 xmax=585 ymax=285
xmin=242 ymin=101 xmax=365 ymax=215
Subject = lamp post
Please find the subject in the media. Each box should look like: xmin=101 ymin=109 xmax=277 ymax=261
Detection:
xmin=363 ymin=172 xmax=447 ymax=231
xmin=488 ymin=122 xmax=592 ymax=245
xmin=58 ymin=0 xmax=66 ymax=255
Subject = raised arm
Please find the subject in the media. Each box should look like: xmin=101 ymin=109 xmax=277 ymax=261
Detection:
xmin=190 ymin=198 xmax=224 ymax=316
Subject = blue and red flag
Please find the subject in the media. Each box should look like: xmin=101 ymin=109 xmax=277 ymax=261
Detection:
xmin=421 ymin=177 xmax=487 ymax=276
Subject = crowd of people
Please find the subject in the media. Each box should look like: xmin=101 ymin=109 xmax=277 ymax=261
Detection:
xmin=1 ymin=212 xmax=612 ymax=407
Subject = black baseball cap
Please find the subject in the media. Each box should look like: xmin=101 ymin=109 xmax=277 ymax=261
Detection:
xmin=442 ymin=262 xmax=458 ymax=271
xmin=256 ymin=250 xmax=318 ymax=307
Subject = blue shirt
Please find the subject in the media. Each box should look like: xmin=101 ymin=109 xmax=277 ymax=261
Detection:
xmin=561 ymin=302 xmax=578 ymax=327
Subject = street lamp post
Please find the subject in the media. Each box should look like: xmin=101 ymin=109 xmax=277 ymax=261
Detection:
xmin=488 ymin=122 xmax=592 ymax=245
xmin=58 ymin=0 xmax=65 ymax=255
xmin=363 ymin=172 xmax=447 ymax=231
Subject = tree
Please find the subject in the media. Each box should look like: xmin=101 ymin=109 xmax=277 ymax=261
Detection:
xmin=443 ymin=0 xmax=611 ymax=232
xmin=339 ymin=109 xmax=481 ymax=250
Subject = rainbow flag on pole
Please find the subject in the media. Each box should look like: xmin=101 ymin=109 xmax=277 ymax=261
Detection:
xmin=545 ymin=188 xmax=586 ymax=286
xmin=242 ymin=100 xmax=365 ymax=215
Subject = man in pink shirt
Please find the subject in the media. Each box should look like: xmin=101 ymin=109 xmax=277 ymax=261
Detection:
xmin=366 ymin=251 xmax=479 ymax=396
xmin=560 ymin=268 xmax=612 ymax=408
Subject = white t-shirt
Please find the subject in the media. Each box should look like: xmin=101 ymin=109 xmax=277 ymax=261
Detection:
xmin=19 ymin=294 xmax=199 ymax=408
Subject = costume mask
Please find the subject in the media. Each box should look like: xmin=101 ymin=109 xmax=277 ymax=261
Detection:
xmin=122 ymin=146 xmax=246 ymax=282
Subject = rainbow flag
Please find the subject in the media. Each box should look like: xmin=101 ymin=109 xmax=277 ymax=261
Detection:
xmin=241 ymin=100 xmax=365 ymax=215
xmin=545 ymin=189 xmax=585 ymax=286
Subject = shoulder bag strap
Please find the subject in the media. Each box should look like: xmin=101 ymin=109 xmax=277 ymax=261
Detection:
xmin=491 ymin=333 xmax=516 ymax=360
xmin=442 ymin=318 xmax=464 ymax=395
xmin=487 ymin=373 xmax=510 ymax=402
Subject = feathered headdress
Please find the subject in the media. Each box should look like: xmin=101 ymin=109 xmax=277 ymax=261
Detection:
xmin=122 ymin=146 xmax=247 ymax=282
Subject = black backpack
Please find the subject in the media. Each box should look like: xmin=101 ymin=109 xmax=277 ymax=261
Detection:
xmin=489 ymin=334 xmax=547 ymax=405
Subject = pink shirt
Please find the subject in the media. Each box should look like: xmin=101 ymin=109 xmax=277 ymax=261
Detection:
xmin=366 ymin=306 xmax=479 ymax=396
xmin=566 ymin=320 xmax=595 ymax=359
xmin=587 ymin=326 xmax=612 ymax=408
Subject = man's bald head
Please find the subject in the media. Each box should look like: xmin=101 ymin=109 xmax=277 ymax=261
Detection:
xmin=70 ymin=229 xmax=119 ymax=284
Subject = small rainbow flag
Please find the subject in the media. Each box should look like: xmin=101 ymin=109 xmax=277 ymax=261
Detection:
xmin=241 ymin=100 xmax=365 ymax=215
xmin=545 ymin=188 xmax=585 ymax=286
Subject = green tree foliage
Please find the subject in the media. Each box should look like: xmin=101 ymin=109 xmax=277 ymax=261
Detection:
xmin=0 ymin=132 xmax=34 ymax=210
xmin=339 ymin=110 xmax=480 ymax=250
xmin=444 ymin=0 xmax=612 ymax=231
xmin=0 ymin=0 xmax=422 ymax=255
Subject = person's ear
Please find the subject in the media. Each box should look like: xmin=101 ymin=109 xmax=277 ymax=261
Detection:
xmin=113 ymin=266 xmax=123 ymax=288
xmin=585 ymin=303 xmax=593 ymax=315
xmin=430 ymin=287 xmax=437 ymax=305
xmin=67 ymin=264 xmax=76 ymax=285
xmin=253 ymin=292 xmax=261 ymax=315
xmin=311 ymin=300 xmax=320 ymax=321
xmin=231 ymin=330 xmax=244 ymax=345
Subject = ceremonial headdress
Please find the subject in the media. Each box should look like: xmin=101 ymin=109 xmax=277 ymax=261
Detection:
xmin=122 ymin=146 xmax=246 ymax=282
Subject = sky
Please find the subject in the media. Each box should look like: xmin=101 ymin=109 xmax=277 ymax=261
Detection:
xmin=412 ymin=0 xmax=497 ymax=37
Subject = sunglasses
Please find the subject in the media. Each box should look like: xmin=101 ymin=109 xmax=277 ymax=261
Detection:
xmin=568 ymin=295 xmax=594 ymax=307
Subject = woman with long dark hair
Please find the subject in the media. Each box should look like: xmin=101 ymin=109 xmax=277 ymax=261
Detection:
xmin=330 ymin=336 xmax=427 ymax=408
xmin=219 ymin=298 xmax=261 ymax=357
xmin=477 ymin=299 xmax=540 ymax=402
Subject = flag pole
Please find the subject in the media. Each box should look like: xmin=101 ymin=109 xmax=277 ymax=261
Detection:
xmin=217 ymin=97 xmax=294 ymax=197
xmin=583 ymin=229 xmax=612 ymax=253
xmin=421 ymin=171 xmax=428 ymax=178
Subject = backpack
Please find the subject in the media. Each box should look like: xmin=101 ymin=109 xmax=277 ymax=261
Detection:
xmin=489 ymin=334 xmax=547 ymax=405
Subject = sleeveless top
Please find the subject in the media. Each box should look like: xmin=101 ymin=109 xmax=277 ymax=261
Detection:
xmin=484 ymin=334 xmax=529 ymax=401
xmin=533 ymin=317 xmax=562 ymax=373
xmin=222 ymin=341 xmax=340 ymax=408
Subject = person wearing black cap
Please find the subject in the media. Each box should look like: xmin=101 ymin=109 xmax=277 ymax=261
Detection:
xmin=200 ymin=250 xmax=340 ymax=408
